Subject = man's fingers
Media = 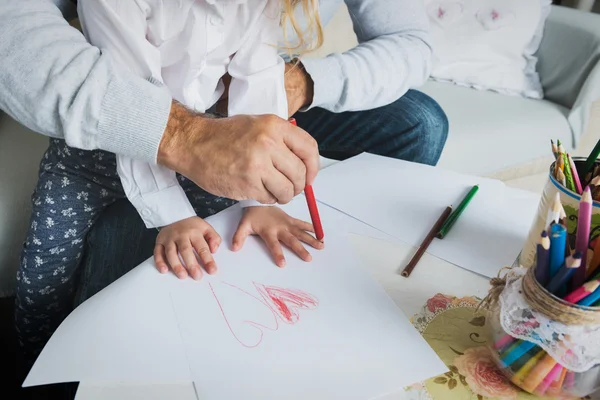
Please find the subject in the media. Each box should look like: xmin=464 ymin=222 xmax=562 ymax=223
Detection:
xmin=191 ymin=237 xmax=217 ymax=275
xmin=262 ymin=167 xmax=295 ymax=204
xmin=178 ymin=241 xmax=202 ymax=281
xmin=281 ymin=123 xmax=320 ymax=186
xmin=280 ymin=231 xmax=312 ymax=262
xmin=153 ymin=244 xmax=169 ymax=274
xmin=262 ymin=233 xmax=286 ymax=267
xmin=166 ymin=243 xmax=188 ymax=279
xmin=271 ymin=150 xmax=306 ymax=197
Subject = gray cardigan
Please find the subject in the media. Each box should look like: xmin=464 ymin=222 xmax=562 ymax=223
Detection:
xmin=0 ymin=0 xmax=432 ymax=163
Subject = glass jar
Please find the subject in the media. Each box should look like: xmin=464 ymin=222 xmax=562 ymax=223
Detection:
xmin=488 ymin=306 xmax=600 ymax=398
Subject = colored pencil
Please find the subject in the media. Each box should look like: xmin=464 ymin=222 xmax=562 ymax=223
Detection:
xmin=511 ymin=350 xmax=545 ymax=385
xmin=576 ymin=280 xmax=600 ymax=306
xmin=546 ymin=192 xmax=562 ymax=228
xmin=401 ymin=206 xmax=452 ymax=277
xmin=555 ymin=154 xmax=565 ymax=177
xmin=559 ymin=148 xmax=575 ymax=192
xmin=501 ymin=340 xmax=537 ymax=366
xmin=549 ymin=223 xmax=567 ymax=278
xmin=551 ymin=139 xmax=558 ymax=159
xmin=550 ymin=367 xmax=568 ymax=393
xmin=289 ymin=118 xmax=324 ymax=242
xmin=587 ymin=237 xmax=600 ymax=278
xmin=535 ymin=363 xmax=563 ymax=395
xmin=521 ymin=353 xmax=558 ymax=392
xmin=436 ymin=184 xmax=479 ymax=239
xmin=567 ymin=154 xmax=583 ymax=194
xmin=573 ymin=187 xmax=593 ymax=287
xmin=582 ymin=137 xmax=600 ymax=179
xmin=535 ymin=231 xmax=551 ymax=285
xmin=556 ymin=168 xmax=566 ymax=187
xmin=565 ymin=371 xmax=576 ymax=389
xmin=563 ymin=279 xmax=600 ymax=303
xmin=546 ymin=252 xmax=582 ymax=294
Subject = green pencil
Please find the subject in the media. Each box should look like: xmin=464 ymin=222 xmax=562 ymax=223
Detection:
xmin=437 ymin=184 xmax=479 ymax=239
xmin=582 ymin=137 xmax=600 ymax=179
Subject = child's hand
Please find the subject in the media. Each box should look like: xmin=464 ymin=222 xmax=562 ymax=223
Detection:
xmin=232 ymin=206 xmax=324 ymax=267
xmin=154 ymin=217 xmax=221 ymax=280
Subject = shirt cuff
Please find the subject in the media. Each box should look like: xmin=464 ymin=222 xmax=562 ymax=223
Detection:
xmin=298 ymin=56 xmax=344 ymax=112
xmin=238 ymin=200 xmax=274 ymax=208
xmin=97 ymin=73 xmax=172 ymax=164
xmin=129 ymin=185 xmax=197 ymax=228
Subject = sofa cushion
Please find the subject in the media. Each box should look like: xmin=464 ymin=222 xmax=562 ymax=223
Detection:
xmin=419 ymin=81 xmax=572 ymax=177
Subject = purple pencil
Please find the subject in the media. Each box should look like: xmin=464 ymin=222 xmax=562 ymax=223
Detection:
xmin=573 ymin=187 xmax=593 ymax=287
xmin=535 ymin=230 xmax=551 ymax=285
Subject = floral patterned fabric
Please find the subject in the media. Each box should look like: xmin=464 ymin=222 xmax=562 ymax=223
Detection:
xmin=405 ymin=293 xmax=591 ymax=400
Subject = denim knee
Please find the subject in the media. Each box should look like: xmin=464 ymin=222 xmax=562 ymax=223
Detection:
xmin=390 ymin=90 xmax=449 ymax=166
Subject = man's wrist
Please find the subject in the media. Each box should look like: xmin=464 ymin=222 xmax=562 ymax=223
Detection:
xmin=157 ymin=101 xmax=216 ymax=173
xmin=286 ymin=60 xmax=314 ymax=111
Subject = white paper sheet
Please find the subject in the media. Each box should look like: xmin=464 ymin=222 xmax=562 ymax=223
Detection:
xmin=25 ymin=199 xmax=446 ymax=400
xmin=312 ymin=153 xmax=541 ymax=278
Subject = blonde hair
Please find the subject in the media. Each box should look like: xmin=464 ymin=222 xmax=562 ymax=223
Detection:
xmin=281 ymin=0 xmax=324 ymax=56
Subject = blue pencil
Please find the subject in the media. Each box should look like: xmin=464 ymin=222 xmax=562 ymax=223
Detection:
xmin=577 ymin=283 xmax=600 ymax=306
xmin=546 ymin=252 xmax=582 ymax=294
xmin=549 ymin=224 xmax=567 ymax=279
xmin=500 ymin=340 xmax=537 ymax=366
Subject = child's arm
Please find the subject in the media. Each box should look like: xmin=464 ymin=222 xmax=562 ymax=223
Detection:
xmin=77 ymin=0 xmax=196 ymax=229
xmin=78 ymin=0 xmax=219 ymax=279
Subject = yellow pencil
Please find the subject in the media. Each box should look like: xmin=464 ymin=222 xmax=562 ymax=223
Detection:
xmin=511 ymin=350 xmax=545 ymax=386
xmin=521 ymin=353 xmax=558 ymax=392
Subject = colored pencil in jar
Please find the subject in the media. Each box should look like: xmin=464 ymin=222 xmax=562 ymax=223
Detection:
xmin=572 ymin=187 xmax=593 ymax=287
xmin=535 ymin=230 xmax=551 ymax=285
xmin=567 ymin=153 xmax=583 ymax=194
xmin=545 ymin=252 xmax=582 ymax=294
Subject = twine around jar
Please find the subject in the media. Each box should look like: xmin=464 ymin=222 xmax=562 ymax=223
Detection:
xmin=521 ymin=266 xmax=600 ymax=326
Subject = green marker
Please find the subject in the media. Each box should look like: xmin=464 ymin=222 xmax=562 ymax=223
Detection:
xmin=437 ymin=184 xmax=479 ymax=239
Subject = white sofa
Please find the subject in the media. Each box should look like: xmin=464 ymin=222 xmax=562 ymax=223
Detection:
xmin=1 ymin=4 xmax=599 ymax=297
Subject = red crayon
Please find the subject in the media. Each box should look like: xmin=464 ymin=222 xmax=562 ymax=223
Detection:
xmin=289 ymin=118 xmax=324 ymax=241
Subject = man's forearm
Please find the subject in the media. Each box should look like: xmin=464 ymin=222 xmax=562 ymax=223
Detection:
xmin=0 ymin=0 xmax=172 ymax=163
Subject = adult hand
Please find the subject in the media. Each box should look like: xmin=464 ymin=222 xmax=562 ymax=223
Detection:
xmin=158 ymin=102 xmax=319 ymax=204
xmin=215 ymin=61 xmax=314 ymax=118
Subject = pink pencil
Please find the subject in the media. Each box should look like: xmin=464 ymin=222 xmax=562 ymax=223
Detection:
xmin=564 ymin=279 xmax=600 ymax=303
xmin=535 ymin=363 xmax=563 ymax=395
xmin=573 ymin=187 xmax=593 ymax=287
xmin=568 ymin=154 xmax=583 ymax=194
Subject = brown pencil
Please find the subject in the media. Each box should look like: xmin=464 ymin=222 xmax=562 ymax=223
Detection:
xmin=401 ymin=205 xmax=453 ymax=277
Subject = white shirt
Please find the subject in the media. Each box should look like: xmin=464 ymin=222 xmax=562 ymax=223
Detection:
xmin=78 ymin=0 xmax=287 ymax=228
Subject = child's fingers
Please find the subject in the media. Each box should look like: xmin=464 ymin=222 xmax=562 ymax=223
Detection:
xmin=232 ymin=222 xmax=252 ymax=252
xmin=205 ymin=229 xmax=222 ymax=254
xmin=280 ymin=231 xmax=312 ymax=262
xmin=293 ymin=228 xmax=324 ymax=250
xmin=292 ymin=219 xmax=314 ymax=233
xmin=153 ymin=244 xmax=169 ymax=274
xmin=166 ymin=242 xmax=188 ymax=279
xmin=262 ymin=233 xmax=286 ymax=267
xmin=191 ymin=237 xmax=217 ymax=275
xmin=178 ymin=240 xmax=202 ymax=281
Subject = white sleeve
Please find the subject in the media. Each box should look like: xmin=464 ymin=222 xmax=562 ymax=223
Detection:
xmin=78 ymin=0 xmax=196 ymax=228
xmin=226 ymin=0 xmax=288 ymax=208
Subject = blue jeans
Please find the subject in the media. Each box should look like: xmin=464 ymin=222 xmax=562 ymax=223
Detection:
xmin=73 ymin=90 xmax=448 ymax=305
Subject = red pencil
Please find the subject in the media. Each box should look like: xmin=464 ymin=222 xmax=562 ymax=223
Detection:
xmin=289 ymin=118 xmax=324 ymax=241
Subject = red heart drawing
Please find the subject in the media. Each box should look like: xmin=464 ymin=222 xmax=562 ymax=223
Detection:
xmin=208 ymin=281 xmax=319 ymax=348
xmin=254 ymin=283 xmax=319 ymax=324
